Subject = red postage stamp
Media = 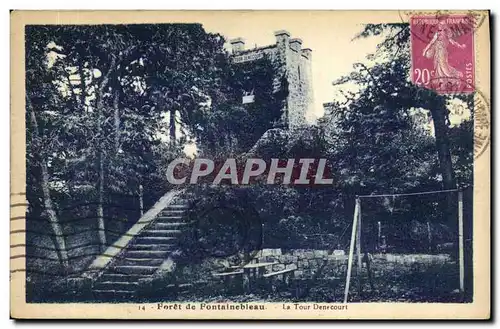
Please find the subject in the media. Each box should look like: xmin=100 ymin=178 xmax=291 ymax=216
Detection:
xmin=410 ymin=14 xmax=475 ymax=94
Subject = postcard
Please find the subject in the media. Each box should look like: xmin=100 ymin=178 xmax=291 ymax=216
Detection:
xmin=10 ymin=10 xmax=490 ymax=319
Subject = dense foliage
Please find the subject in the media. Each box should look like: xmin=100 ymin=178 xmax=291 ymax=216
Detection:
xmin=26 ymin=24 xmax=289 ymax=273
xmin=26 ymin=22 xmax=473 ymax=276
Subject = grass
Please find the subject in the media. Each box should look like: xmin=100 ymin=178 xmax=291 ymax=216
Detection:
xmin=27 ymin=253 xmax=471 ymax=303
xmin=156 ymin=256 xmax=469 ymax=303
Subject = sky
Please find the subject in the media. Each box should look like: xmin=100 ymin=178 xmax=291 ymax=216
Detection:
xmin=196 ymin=11 xmax=384 ymax=122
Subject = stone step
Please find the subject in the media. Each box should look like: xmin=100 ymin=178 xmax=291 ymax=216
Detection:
xmin=155 ymin=216 xmax=184 ymax=222
xmin=111 ymin=265 xmax=158 ymax=275
xmin=128 ymin=243 xmax=175 ymax=250
xmin=98 ymin=273 xmax=147 ymax=283
xmin=140 ymin=229 xmax=182 ymax=237
xmin=151 ymin=222 xmax=190 ymax=229
xmin=92 ymin=289 xmax=136 ymax=300
xmin=125 ymin=250 xmax=172 ymax=258
xmin=167 ymin=204 xmax=190 ymax=209
xmin=166 ymin=283 xmax=193 ymax=290
xmin=135 ymin=236 xmax=177 ymax=244
xmin=160 ymin=210 xmax=186 ymax=216
xmin=93 ymin=281 xmax=139 ymax=291
xmin=114 ymin=257 xmax=165 ymax=267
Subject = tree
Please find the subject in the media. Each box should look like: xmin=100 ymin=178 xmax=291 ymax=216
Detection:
xmin=25 ymin=24 xmax=234 ymax=266
xmin=193 ymin=54 xmax=288 ymax=155
xmin=34 ymin=25 xmax=142 ymax=251
xmin=25 ymin=26 xmax=71 ymax=268
xmin=325 ymin=23 xmax=474 ymax=225
xmin=137 ymin=24 xmax=229 ymax=145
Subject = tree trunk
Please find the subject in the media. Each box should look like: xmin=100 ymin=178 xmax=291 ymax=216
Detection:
xmin=96 ymin=89 xmax=107 ymax=253
xmin=430 ymin=106 xmax=457 ymax=227
xmin=40 ymin=159 xmax=70 ymax=268
xmin=169 ymin=109 xmax=176 ymax=145
xmin=113 ymin=91 xmax=120 ymax=152
xmin=430 ymin=107 xmax=456 ymax=190
xmin=27 ymin=98 xmax=69 ymax=268
xmin=97 ymin=151 xmax=106 ymax=252
xmin=94 ymin=57 xmax=117 ymax=253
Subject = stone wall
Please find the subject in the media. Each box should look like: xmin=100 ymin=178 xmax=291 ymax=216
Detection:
xmin=281 ymin=39 xmax=312 ymax=128
xmin=251 ymin=249 xmax=451 ymax=279
xmin=254 ymin=248 xmax=348 ymax=279
xmin=371 ymin=253 xmax=451 ymax=265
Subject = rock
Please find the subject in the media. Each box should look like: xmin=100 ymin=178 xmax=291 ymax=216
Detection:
xmin=313 ymin=250 xmax=325 ymax=258
xmin=273 ymin=264 xmax=286 ymax=271
xmin=260 ymin=249 xmax=275 ymax=257
xmin=304 ymin=251 xmax=315 ymax=259
xmin=282 ymin=255 xmax=293 ymax=264
xmin=312 ymin=259 xmax=323 ymax=267
xmin=266 ymin=255 xmax=278 ymax=262
xmin=333 ymin=249 xmax=345 ymax=256
xmin=293 ymin=249 xmax=306 ymax=256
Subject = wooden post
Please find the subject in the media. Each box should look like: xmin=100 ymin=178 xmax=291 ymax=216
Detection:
xmin=139 ymin=184 xmax=144 ymax=217
xmin=356 ymin=198 xmax=362 ymax=296
xmin=344 ymin=197 xmax=360 ymax=303
xmin=427 ymin=221 xmax=432 ymax=252
xmin=458 ymin=190 xmax=464 ymax=293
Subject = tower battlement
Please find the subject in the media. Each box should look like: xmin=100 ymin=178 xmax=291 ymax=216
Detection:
xmin=230 ymin=30 xmax=314 ymax=129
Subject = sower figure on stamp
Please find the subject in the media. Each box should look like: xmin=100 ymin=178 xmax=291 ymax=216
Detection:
xmin=422 ymin=20 xmax=466 ymax=88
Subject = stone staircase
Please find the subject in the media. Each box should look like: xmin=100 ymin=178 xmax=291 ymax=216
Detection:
xmin=89 ymin=192 xmax=192 ymax=300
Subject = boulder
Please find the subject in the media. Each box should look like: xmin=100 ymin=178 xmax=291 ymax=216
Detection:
xmin=272 ymin=264 xmax=286 ymax=271
xmin=333 ymin=249 xmax=346 ymax=256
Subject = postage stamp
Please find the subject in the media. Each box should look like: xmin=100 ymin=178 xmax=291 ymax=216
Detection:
xmin=410 ymin=14 xmax=475 ymax=94
xmin=10 ymin=10 xmax=490 ymax=320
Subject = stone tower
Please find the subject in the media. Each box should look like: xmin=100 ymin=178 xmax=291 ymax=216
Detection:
xmin=230 ymin=30 xmax=314 ymax=129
